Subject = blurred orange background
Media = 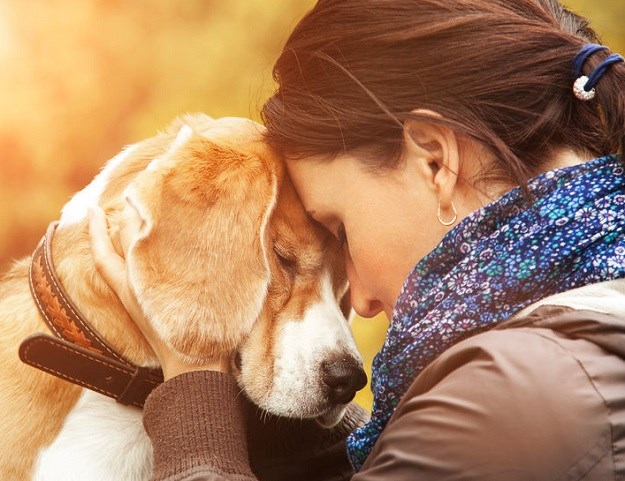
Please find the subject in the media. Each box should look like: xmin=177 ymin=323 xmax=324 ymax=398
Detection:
xmin=0 ymin=0 xmax=623 ymax=410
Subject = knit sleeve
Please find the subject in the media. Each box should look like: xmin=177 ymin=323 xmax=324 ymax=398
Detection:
xmin=143 ymin=370 xmax=370 ymax=481
xmin=143 ymin=370 xmax=257 ymax=481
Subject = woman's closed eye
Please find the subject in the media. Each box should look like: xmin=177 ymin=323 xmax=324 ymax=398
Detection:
xmin=305 ymin=210 xmax=347 ymax=248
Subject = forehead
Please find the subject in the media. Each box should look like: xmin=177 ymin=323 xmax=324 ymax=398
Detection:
xmin=285 ymin=152 xmax=361 ymax=217
xmin=286 ymin=155 xmax=338 ymax=201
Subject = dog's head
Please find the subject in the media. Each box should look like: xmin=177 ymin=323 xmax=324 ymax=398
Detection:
xmin=63 ymin=114 xmax=365 ymax=426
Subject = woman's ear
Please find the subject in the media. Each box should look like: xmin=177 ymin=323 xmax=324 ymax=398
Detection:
xmin=402 ymin=109 xmax=460 ymax=209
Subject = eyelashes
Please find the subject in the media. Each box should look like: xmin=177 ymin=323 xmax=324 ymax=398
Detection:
xmin=273 ymin=244 xmax=297 ymax=276
xmin=306 ymin=210 xmax=347 ymax=249
xmin=336 ymin=223 xmax=347 ymax=248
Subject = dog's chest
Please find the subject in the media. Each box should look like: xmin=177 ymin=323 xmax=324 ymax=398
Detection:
xmin=33 ymin=390 xmax=153 ymax=481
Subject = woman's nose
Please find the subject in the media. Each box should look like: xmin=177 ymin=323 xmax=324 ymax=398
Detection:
xmin=346 ymin=258 xmax=384 ymax=318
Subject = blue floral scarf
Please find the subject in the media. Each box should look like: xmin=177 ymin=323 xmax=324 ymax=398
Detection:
xmin=346 ymin=155 xmax=625 ymax=470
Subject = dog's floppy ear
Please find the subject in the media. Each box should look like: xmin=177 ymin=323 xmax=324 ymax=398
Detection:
xmin=123 ymin=124 xmax=278 ymax=362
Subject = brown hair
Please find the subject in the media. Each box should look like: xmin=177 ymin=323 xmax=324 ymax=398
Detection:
xmin=262 ymin=0 xmax=625 ymax=188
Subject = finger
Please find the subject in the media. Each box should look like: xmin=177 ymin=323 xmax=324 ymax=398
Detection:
xmin=89 ymin=207 xmax=162 ymax=349
xmin=88 ymin=206 xmax=126 ymax=294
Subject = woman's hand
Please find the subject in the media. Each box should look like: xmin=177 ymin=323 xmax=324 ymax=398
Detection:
xmin=88 ymin=206 xmax=231 ymax=380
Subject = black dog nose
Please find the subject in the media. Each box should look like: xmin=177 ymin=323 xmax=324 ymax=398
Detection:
xmin=322 ymin=359 xmax=368 ymax=405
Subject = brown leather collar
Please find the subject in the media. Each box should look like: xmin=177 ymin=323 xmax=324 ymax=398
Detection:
xmin=19 ymin=221 xmax=163 ymax=408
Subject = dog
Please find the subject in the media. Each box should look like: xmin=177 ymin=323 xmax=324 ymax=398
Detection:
xmin=0 ymin=114 xmax=367 ymax=481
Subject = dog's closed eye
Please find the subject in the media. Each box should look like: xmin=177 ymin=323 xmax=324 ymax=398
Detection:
xmin=273 ymin=244 xmax=297 ymax=276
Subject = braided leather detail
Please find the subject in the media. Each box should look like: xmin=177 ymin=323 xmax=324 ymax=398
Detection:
xmin=31 ymin=255 xmax=103 ymax=355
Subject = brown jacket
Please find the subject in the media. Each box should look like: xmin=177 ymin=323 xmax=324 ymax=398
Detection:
xmin=143 ymin=280 xmax=625 ymax=480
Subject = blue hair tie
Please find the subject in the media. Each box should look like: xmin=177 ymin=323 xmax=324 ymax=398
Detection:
xmin=572 ymin=44 xmax=608 ymax=79
xmin=572 ymin=43 xmax=624 ymax=101
xmin=585 ymin=54 xmax=625 ymax=90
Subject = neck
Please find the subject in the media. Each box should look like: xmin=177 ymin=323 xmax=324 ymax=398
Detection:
xmin=545 ymin=147 xmax=594 ymax=171
xmin=459 ymin=147 xmax=595 ymax=219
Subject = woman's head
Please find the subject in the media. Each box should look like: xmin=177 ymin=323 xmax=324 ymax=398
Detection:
xmin=262 ymin=0 xmax=625 ymax=315
xmin=264 ymin=0 xmax=624 ymax=176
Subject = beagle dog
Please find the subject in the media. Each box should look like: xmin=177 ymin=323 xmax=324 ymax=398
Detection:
xmin=0 ymin=114 xmax=366 ymax=481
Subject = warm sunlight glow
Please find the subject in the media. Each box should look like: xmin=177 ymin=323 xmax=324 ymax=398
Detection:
xmin=0 ymin=0 xmax=622 ymax=412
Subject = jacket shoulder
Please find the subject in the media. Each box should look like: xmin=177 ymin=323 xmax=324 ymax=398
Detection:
xmin=357 ymin=325 xmax=615 ymax=480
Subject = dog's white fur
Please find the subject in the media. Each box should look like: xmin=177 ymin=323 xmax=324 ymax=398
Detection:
xmin=60 ymin=144 xmax=140 ymax=228
xmin=0 ymin=114 xmax=363 ymax=480
xmin=34 ymin=391 xmax=152 ymax=481
xmin=255 ymin=272 xmax=360 ymax=422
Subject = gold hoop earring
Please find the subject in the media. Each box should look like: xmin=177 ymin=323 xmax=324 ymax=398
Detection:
xmin=437 ymin=200 xmax=457 ymax=226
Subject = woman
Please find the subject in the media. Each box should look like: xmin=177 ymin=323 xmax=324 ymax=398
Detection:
xmin=89 ymin=0 xmax=625 ymax=479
